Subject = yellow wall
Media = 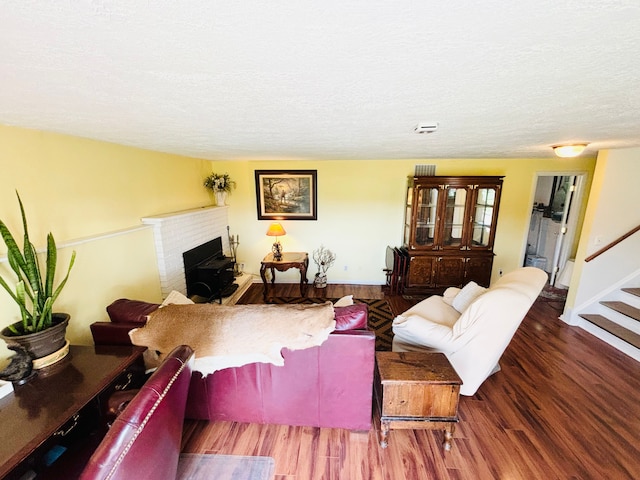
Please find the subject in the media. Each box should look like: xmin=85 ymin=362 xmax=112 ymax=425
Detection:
xmin=216 ymin=158 xmax=596 ymax=286
xmin=0 ymin=124 xmax=596 ymax=359
xmin=0 ymin=125 xmax=213 ymax=354
xmin=563 ymin=151 xmax=608 ymax=311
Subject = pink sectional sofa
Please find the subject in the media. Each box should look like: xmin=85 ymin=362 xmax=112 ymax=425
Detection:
xmin=90 ymin=299 xmax=376 ymax=430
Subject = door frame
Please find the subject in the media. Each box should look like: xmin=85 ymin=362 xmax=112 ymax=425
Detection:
xmin=523 ymin=171 xmax=587 ymax=285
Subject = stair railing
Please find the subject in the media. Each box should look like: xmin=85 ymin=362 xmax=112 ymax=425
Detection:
xmin=585 ymin=224 xmax=640 ymax=262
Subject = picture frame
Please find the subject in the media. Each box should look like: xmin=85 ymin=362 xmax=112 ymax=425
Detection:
xmin=255 ymin=170 xmax=317 ymax=220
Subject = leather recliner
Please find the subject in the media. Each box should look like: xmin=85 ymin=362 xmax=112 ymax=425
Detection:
xmin=79 ymin=345 xmax=194 ymax=480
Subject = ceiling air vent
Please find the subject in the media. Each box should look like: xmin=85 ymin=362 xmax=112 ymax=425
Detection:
xmin=414 ymin=122 xmax=439 ymax=134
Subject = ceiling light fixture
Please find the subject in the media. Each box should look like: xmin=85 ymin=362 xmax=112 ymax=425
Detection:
xmin=552 ymin=144 xmax=588 ymax=158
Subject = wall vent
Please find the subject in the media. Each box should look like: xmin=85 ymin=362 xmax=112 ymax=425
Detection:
xmin=414 ymin=122 xmax=439 ymax=134
xmin=415 ymin=164 xmax=436 ymax=176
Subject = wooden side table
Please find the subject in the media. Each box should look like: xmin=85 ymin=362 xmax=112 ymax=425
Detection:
xmin=375 ymin=351 xmax=462 ymax=451
xmin=260 ymin=252 xmax=309 ymax=301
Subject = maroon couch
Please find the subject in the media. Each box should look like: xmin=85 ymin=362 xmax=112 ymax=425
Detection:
xmin=90 ymin=299 xmax=376 ymax=430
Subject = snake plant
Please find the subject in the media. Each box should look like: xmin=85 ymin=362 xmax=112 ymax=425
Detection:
xmin=0 ymin=192 xmax=76 ymax=335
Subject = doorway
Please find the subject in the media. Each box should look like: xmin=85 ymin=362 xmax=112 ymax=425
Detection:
xmin=524 ymin=173 xmax=585 ymax=286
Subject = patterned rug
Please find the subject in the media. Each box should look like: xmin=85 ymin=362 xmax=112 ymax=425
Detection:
xmin=266 ymin=297 xmax=394 ymax=351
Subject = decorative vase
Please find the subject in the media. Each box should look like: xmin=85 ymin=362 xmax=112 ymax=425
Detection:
xmin=215 ymin=191 xmax=227 ymax=206
xmin=1 ymin=313 xmax=70 ymax=363
xmin=314 ymin=273 xmax=327 ymax=288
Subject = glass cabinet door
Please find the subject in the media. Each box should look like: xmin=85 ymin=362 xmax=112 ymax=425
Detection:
xmin=471 ymin=187 xmax=498 ymax=248
xmin=404 ymin=186 xmax=413 ymax=246
xmin=413 ymin=186 xmax=439 ymax=248
xmin=441 ymin=186 xmax=468 ymax=249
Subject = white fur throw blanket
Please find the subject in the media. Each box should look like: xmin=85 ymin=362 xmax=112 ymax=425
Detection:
xmin=129 ymin=302 xmax=336 ymax=375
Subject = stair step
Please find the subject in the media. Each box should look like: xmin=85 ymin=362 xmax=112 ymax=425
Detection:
xmin=622 ymin=287 xmax=640 ymax=298
xmin=600 ymin=301 xmax=640 ymax=322
xmin=580 ymin=314 xmax=640 ymax=349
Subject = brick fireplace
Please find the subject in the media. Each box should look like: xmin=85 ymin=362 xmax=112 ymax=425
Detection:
xmin=141 ymin=206 xmax=229 ymax=299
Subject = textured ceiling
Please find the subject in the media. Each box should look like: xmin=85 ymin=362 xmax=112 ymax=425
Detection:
xmin=1 ymin=1 xmax=639 ymax=160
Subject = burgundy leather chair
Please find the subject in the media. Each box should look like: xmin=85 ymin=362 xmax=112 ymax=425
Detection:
xmin=79 ymin=345 xmax=194 ymax=480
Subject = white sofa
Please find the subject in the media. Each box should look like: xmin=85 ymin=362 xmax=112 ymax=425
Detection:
xmin=392 ymin=267 xmax=547 ymax=396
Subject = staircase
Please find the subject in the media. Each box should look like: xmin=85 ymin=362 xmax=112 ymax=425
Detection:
xmin=579 ymin=288 xmax=640 ymax=350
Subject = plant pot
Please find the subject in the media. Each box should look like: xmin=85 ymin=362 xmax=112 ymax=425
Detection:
xmin=1 ymin=313 xmax=70 ymax=361
xmin=314 ymin=273 xmax=327 ymax=289
xmin=215 ymin=191 xmax=227 ymax=206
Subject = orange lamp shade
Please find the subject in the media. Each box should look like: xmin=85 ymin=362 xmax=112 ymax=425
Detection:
xmin=266 ymin=222 xmax=286 ymax=237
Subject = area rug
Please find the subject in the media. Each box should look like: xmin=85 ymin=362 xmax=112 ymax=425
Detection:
xmin=266 ymin=297 xmax=394 ymax=351
xmin=177 ymin=453 xmax=275 ymax=480
xmin=539 ymin=284 xmax=568 ymax=302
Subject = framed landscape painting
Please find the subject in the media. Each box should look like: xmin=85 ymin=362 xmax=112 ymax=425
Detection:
xmin=255 ymin=170 xmax=317 ymax=220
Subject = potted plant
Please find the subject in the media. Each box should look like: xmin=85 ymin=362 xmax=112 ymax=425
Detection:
xmin=312 ymin=246 xmax=336 ymax=289
xmin=204 ymin=172 xmax=236 ymax=206
xmin=0 ymin=192 xmax=76 ymax=364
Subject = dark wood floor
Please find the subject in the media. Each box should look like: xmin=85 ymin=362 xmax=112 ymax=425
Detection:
xmin=181 ymin=283 xmax=640 ymax=479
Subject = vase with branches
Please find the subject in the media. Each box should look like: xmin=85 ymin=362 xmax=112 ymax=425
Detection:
xmin=312 ymin=245 xmax=336 ymax=289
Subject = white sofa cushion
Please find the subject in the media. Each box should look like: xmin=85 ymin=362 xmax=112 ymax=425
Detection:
xmin=451 ymin=281 xmax=486 ymax=313
xmin=397 ymin=295 xmax=460 ymax=328
xmin=333 ymin=295 xmax=354 ymax=306
xmin=392 ymin=314 xmax=455 ymax=353
xmin=442 ymin=287 xmax=461 ymax=306
xmin=392 ymin=295 xmax=460 ymax=353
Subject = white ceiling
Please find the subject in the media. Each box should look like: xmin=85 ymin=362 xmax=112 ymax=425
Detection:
xmin=1 ymin=1 xmax=639 ymax=161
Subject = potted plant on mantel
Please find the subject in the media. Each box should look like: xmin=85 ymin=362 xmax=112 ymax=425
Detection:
xmin=204 ymin=172 xmax=236 ymax=206
xmin=0 ymin=191 xmax=76 ymax=372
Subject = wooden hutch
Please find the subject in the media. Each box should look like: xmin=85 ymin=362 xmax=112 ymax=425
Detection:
xmin=397 ymin=175 xmax=503 ymax=295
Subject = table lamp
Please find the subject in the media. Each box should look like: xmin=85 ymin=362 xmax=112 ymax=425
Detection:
xmin=266 ymin=222 xmax=286 ymax=260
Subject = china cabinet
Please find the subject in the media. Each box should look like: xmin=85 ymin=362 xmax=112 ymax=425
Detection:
xmin=401 ymin=176 xmax=503 ymax=294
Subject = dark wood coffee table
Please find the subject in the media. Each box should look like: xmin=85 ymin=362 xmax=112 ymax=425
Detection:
xmin=375 ymin=351 xmax=462 ymax=451
xmin=0 ymin=345 xmax=145 ymax=479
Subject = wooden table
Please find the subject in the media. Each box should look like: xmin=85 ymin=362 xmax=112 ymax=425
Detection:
xmin=260 ymin=251 xmax=309 ymax=301
xmin=375 ymin=351 xmax=462 ymax=451
xmin=0 ymin=345 xmax=145 ymax=479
